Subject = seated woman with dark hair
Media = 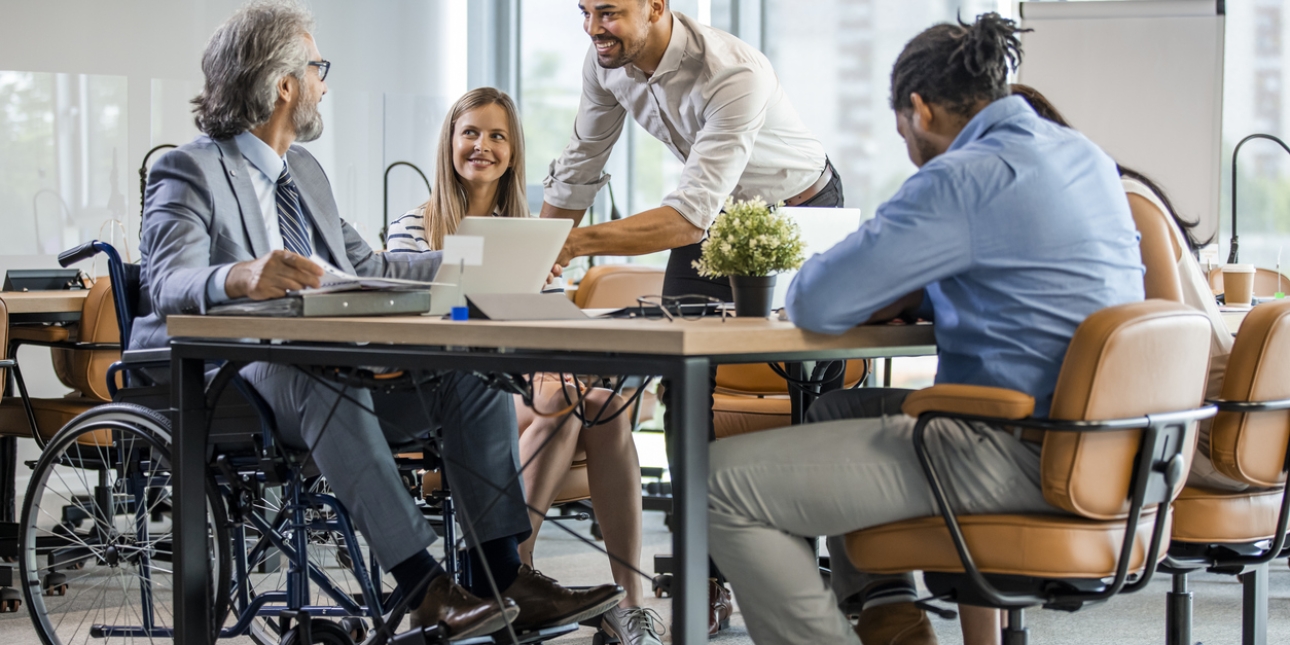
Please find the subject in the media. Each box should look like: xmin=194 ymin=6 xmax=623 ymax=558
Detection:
xmin=1010 ymin=83 xmax=1239 ymax=492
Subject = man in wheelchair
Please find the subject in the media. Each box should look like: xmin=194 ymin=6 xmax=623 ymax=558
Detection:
xmin=131 ymin=0 xmax=624 ymax=639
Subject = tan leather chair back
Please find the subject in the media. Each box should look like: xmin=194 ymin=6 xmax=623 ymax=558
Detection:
xmin=1042 ymin=300 xmax=1210 ymax=520
xmin=574 ymin=265 xmax=665 ymax=309
xmin=715 ymin=361 xmax=868 ymax=395
xmin=0 ymin=298 xmax=9 ymax=388
xmin=1208 ymin=300 xmax=1290 ymax=488
xmin=1130 ymin=195 xmax=1184 ymax=302
xmin=51 ymin=277 xmax=119 ymax=401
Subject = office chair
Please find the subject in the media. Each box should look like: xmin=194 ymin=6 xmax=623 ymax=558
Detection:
xmin=0 ymin=273 xmax=123 ymax=613
xmin=845 ymin=300 xmax=1214 ymax=645
xmin=1162 ymin=299 xmax=1290 ymax=645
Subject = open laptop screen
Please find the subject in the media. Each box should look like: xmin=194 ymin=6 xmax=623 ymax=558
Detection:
xmin=771 ymin=207 xmax=870 ymax=311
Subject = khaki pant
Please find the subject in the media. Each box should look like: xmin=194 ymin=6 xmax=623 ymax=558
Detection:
xmin=708 ymin=411 xmax=1054 ymax=644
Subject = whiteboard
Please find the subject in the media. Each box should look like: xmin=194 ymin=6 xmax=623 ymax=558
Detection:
xmin=1018 ymin=0 xmax=1225 ymax=243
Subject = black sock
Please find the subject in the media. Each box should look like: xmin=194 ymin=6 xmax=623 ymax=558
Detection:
xmin=467 ymin=535 xmax=522 ymax=597
xmin=391 ymin=550 xmax=442 ymax=608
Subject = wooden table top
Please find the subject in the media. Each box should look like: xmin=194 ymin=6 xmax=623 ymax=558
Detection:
xmin=168 ymin=314 xmax=936 ymax=358
xmin=0 ymin=290 xmax=88 ymax=314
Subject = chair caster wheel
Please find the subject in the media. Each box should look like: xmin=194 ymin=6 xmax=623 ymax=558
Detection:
xmin=0 ymin=587 xmax=21 ymax=613
xmin=43 ymin=572 xmax=68 ymax=596
xmin=652 ymin=574 xmax=672 ymax=598
xmin=338 ymin=616 xmax=367 ymax=642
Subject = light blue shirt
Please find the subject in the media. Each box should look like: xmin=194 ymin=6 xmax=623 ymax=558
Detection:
xmin=786 ymin=96 xmax=1144 ymax=417
xmin=206 ymin=131 xmax=317 ymax=303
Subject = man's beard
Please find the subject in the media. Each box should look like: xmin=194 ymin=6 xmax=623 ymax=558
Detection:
xmin=293 ymin=91 xmax=324 ymax=142
xmin=593 ymin=34 xmax=647 ymax=70
xmin=912 ymin=130 xmax=940 ymax=167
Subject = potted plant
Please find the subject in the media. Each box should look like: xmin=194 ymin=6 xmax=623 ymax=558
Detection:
xmin=693 ymin=197 xmax=805 ymax=317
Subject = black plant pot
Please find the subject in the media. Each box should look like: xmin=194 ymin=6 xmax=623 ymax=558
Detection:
xmin=728 ymin=274 xmax=777 ymax=318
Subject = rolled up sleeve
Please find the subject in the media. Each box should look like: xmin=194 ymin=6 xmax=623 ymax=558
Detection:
xmin=543 ymin=47 xmax=626 ymax=210
xmin=661 ymin=64 xmax=772 ymax=230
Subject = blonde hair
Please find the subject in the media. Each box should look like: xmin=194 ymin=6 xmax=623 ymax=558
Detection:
xmin=420 ymin=87 xmax=527 ymax=250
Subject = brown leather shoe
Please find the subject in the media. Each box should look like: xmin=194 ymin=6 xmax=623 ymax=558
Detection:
xmin=409 ymin=574 xmax=520 ymax=639
xmin=708 ymin=578 xmax=732 ymax=636
xmin=501 ymin=564 xmax=625 ymax=631
xmin=854 ymin=602 xmax=938 ymax=645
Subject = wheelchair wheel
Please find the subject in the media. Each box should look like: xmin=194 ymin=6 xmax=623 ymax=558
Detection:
xmin=19 ymin=403 xmax=231 ymax=645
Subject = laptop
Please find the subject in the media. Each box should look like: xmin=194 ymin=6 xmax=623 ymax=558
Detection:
xmin=772 ymin=207 xmax=870 ymax=310
xmin=429 ymin=216 xmax=574 ymax=315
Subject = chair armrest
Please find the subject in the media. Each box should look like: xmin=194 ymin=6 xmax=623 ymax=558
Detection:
xmin=902 ymin=384 xmax=1035 ymax=420
xmin=122 ymin=348 xmax=171 ymax=364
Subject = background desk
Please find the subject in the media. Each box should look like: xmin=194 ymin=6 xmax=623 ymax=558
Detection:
xmin=0 ymin=290 xmax=89 ymax=608
xmin=0 ymin=290 xmax=87 ymax=324
xmin=166 ymin=315 xmax=936 ymax=644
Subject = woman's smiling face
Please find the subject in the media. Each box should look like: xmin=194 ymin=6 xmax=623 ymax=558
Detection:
xmin=452 ymin=102 xmax=512 ymax=189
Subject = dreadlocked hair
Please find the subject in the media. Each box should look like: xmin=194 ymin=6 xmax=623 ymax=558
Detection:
xmin=890 ymin=12 xmax=1031 ymax=116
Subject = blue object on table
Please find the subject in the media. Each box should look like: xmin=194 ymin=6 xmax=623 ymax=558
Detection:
xmin=451 ymin=305 xmax=469 ymax=321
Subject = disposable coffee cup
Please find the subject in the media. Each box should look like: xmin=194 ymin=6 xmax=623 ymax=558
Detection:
xmin=1222 ymin=264 xmax=1256 ymax=306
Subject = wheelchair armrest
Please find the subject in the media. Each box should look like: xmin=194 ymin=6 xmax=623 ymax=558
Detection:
xmin=122 ymin=348 xmax=171 ymax=364
xmin=902 ymin=384 xmax=1035 ymax=420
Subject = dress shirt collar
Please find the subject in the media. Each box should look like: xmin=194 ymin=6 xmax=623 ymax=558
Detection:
xmin=947 ymin=95 xmax=1034 ymax=153
xmin=629 ymin=13 xmax=686 ymax=83
xmin=233 ymin=130 xmax=287 ymax=181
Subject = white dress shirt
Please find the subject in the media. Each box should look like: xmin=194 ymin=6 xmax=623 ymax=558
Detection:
xmin=206 ymin=131 xmax=318 ymax=303
xmin=543 ymin=11 xmax=827 ymax=230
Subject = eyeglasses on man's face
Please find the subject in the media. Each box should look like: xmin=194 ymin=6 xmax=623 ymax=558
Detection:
xmin=308 ymin=59 xmax=331 ymax=82
xmin=635 ymin=295 xmax=728 ymax=323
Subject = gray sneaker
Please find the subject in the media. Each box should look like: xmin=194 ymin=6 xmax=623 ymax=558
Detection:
xmin=601 ymin=606 xmax=665 ymax=645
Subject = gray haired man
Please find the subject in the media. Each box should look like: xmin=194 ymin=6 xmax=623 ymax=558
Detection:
xmin=134 ymin=0 xmax=622 ymax=637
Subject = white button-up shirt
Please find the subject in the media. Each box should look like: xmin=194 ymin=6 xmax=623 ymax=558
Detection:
xmin=543 ymin=11 xmax=827 ymax=230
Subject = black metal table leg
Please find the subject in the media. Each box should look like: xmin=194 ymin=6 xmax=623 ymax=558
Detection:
xmin=672 ymin=357 xmax=710 ymax=645
xmin=173 ymin=354 xmax=212 ymax=644
xmin=0 ymin=436 xmax=14 ymax=523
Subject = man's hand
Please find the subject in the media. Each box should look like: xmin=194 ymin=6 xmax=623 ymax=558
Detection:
xmin=545 ymin=263 xmax=564 ymax=286
xmin=225 ymin=250 xmax=324 ymax=300
xmin=556 ymin=234 xmax=578 ymax=268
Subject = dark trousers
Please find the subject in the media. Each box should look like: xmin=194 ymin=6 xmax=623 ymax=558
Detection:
xmin=660 ymin=164 xmax=845 ymax=582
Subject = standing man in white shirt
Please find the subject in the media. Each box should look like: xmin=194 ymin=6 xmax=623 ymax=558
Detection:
xmin=541 ymin=0 xmax=857 ymax=639
xmin=543 ymin=0 xmax=838 ymax=298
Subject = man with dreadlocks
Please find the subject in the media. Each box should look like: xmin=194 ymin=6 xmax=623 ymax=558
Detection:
xmin=706 ymin=13 xmax=1145 ymax=645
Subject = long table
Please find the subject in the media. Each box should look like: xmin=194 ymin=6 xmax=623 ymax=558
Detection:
xmin=166 ymin=314 xmax=937 ymax=644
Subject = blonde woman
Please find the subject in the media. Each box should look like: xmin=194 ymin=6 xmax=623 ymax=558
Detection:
xmin=386 ymin=88 xmax=660 ymax=645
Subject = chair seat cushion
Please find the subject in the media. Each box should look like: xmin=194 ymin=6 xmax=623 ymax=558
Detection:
xmin=553 ymin=461 xmax=590 ymax=504
xmin=0 ymin=396 xmax=101 ymax=443
xmin=421 ymin=460 xmax=591 ymax=505
xmin=846 ymin=509 xmax=1164 ymax=579
xmin=713 ymin=393 xmax=789 ymax=439
xmin=1171 ymin=485 xmax=1286 ymax=544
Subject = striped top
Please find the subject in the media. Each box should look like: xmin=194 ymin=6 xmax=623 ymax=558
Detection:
xmin=386 ymin=207 xmax=433 ymax=252
xmin=386 ymin=207 xmax=505 ymax=253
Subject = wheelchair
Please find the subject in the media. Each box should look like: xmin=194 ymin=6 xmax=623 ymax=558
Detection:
xmin=16 ymin=242 xmax=574 ymax=645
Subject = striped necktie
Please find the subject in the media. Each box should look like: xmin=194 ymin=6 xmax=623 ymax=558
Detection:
xmin=276 ymin=166 xmax=313 ymax=256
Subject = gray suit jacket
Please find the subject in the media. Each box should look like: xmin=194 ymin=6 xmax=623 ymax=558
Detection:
xmin=133 ymin=135 xmax=442 ymax=349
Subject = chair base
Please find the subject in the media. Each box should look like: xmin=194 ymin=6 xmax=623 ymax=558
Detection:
xmin=922 ymin=572 xmax=1110 ymax=613
xmin=1166 ymin=564 xmax=1270 ymax=645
